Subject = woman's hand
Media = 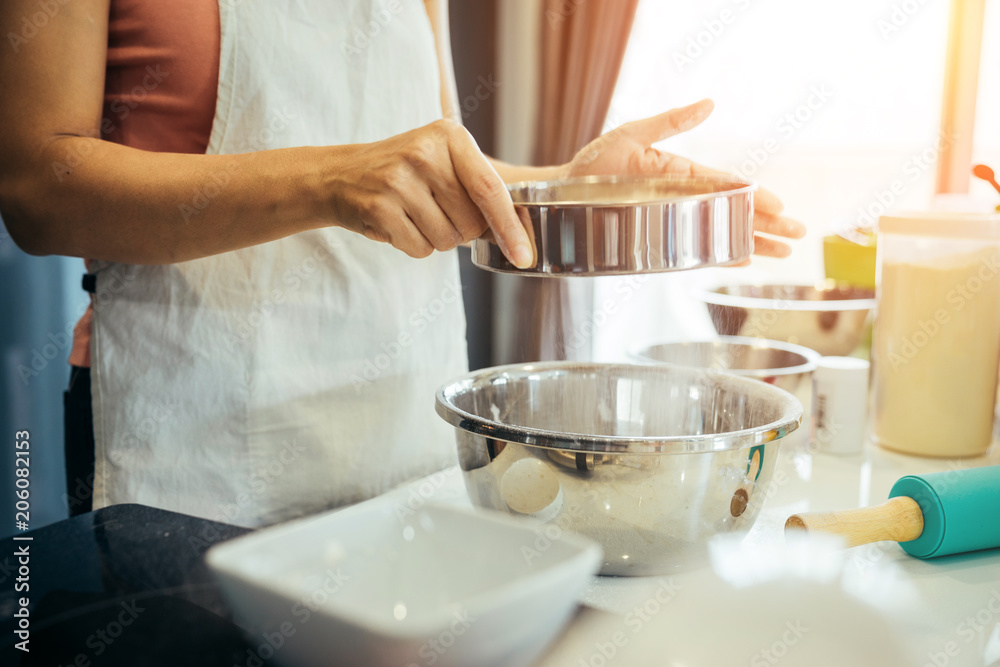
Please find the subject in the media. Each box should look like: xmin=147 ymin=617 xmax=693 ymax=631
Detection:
xmin=564 ymin=99 xmax=807 ymax=258
xmin=327 ymin=119 xmax=534 ymax=267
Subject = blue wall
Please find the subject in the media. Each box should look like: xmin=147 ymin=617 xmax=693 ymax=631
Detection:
xmin=1 ymin=217 xmax=88 ymax=537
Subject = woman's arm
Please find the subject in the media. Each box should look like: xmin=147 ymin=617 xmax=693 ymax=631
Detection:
xmin=0 ymin=0 xmax=533 ymax=267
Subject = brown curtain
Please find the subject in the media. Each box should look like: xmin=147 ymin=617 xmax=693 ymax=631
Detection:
xmin=535 ymin=0 xmax=640 ymax=166
xmin=511 ymin=0 xmax=640 ymax=362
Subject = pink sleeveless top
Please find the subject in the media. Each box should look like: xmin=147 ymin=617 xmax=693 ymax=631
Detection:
xmin=70 ymin=0 xmax=220 ymax=367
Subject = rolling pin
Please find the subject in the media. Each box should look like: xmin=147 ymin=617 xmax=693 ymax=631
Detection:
xmin=785 ymin=466 xmax=1000 ymax=559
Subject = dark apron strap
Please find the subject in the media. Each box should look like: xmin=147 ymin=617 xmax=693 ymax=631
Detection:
xmin=64 ymin=366 xmax=95 ymax=516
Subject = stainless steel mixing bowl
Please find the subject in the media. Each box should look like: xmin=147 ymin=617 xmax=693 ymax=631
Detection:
xmin=695 ymin=281 xmax=876 ymax=356
xmin=435 ymin=363 xmax=803 ymax=576
xmin=630 ymin=336 xmax=820 ymax=407
xmin=471 ymin=174 xmax=755 ymax=276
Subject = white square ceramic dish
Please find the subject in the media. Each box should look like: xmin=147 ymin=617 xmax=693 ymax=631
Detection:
xmin=206 ymin=497 xmax=602 ymax=667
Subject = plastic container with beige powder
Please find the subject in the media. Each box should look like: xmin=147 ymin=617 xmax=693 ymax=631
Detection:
xmin=872 ymin=212 xmax=1000 ymax=457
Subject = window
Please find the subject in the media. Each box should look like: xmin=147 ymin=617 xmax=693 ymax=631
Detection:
xmin=589 ymin=0 xmax=994 ymax=360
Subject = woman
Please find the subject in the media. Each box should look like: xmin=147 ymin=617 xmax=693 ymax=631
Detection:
xmin=0 ymin=0 xmax=804 ymax=526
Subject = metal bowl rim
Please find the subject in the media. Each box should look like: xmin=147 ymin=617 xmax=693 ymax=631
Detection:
xmin=435 ymin=362 xmax=803 ymax=454
xmin=693 ymin=282 xmax=876 ymax=312
xmin=469 ymin=250 xmax=752 ymax=278
xmin=628 ymin=335 xmax=821 ymax=377
xmin=504 ymin=173 xmax=757 ymax=207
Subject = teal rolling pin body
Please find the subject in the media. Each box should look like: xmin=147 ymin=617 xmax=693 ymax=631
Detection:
xmin=889 ymin=466 xmax=1000 ymax=558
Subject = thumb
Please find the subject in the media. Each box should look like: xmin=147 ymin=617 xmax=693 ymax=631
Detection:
xmin=622 ymin=99 xmax=714 ymax=146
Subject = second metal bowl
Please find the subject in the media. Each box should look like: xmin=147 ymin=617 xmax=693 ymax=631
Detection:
xmin=695 ymin=282 xmax=876 ymax=356
xmin=435 ymin=362 xmax=803 ymax=575
xmin=630 ymin=336 xmax=821 ymax=404
xmin=471 ymin=174 xmax=755 ymax=276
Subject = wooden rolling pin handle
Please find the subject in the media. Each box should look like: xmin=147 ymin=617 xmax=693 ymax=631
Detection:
xmin=784 ymin=496 xmax=925 ymax=548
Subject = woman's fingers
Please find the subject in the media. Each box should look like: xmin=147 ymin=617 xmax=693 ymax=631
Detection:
xmin=754 ymin=186 xmax=786 ymax=216
xmin=751 ymin=211 xmax=805 ymax=258
xmin=755 ymin=210 xmax=806 ymax=239
xmin=447 ymin=125 xmax=533 ymax=268
xmin=378 ymin=205 xmax=435 ymax=259
xmin=345 ymin=120 xmax=530 ymax=264
xmin=685 ymin=161 xmax=786 ymax=216
xmin=515 ymin=205 xmax=537 ymax=266
xmin=621 ymin=99 xmax=715 ymax=145
xmin=429 ymin=178 xmax=490 ymax=243
xmin=403 ymin=188 xmax=466 ymax=252
xmin=752 ymin=234 xmax=792 ymax=258
xmin=674 ymin=158 xmax=803 ymax=240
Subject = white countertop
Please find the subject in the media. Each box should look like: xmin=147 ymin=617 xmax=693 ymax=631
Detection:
xmin=383 ymin=441 xmax=1000 ymax=665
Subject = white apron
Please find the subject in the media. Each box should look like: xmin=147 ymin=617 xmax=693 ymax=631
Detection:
xmin=89 ymin=0 xmax=467 ymax=527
